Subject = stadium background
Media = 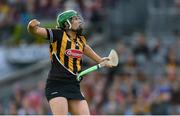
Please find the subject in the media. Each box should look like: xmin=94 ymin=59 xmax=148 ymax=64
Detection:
xmin=0 ymin=0 xmax=180 ymax=115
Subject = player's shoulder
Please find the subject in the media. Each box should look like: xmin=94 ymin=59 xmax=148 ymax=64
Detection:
xmin=48 ymin=28 xmax=64 ymax=37
xmin=78 ymin=33 xmax=87 ymax=40
xmin=78 ymin=34 xmax=87 ymax=45
xmin=49 ymin=28 xmax=64 ymax=33
xmin=46 ymin=28 xmax=64 ymax=42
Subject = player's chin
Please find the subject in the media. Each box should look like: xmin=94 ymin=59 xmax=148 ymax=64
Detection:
xmin=76 ymin=26 xmax=83 ymax=32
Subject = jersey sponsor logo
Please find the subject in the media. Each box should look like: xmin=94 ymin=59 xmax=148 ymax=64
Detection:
xmin=65 ymin=49 xmax=83 ymax=58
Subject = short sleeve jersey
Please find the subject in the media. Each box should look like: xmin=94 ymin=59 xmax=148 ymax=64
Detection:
xmin=46 ymin=28 xmax=86 ymax=79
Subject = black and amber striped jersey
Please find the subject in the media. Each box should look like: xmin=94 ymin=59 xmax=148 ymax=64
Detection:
xmin=46 ymin=28 xmax=86 ymax=80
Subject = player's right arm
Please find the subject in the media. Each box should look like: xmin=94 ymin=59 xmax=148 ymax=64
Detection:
xmin=27 ymin=19 xmax=47 ymax=38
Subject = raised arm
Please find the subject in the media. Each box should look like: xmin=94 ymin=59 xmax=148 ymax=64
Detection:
xmin=27 ymin=19 xmax=47 ymax=38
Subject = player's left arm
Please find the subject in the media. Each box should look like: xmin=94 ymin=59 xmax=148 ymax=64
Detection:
xmin=84 ymin=44 xmax=102 ymax=63
xmin=84 ymin=44 xmax=109 ymax=64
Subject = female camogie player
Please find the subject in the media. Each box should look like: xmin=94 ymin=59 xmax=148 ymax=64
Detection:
xmin=27 ymin=10 xmax=112 ymax=115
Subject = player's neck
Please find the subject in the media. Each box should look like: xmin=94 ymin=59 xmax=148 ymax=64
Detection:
xmin=66 ymin=30 xmax=77 ymax=41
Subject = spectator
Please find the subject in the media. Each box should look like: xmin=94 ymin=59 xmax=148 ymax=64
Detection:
xmin=133 ymin=34 xmax=150 ymax=59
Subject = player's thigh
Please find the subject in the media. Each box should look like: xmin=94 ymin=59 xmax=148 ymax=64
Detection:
xmin=49 ymin=97 xmax=68 ymax=115
xmin=68 ymin=99 xmax=90 ymax=115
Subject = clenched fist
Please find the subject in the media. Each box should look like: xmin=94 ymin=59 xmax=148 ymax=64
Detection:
xmin=100 ymin=57 xmax=113 ymax=68
xmin=28 ymin=19 xmax=40 ymax=28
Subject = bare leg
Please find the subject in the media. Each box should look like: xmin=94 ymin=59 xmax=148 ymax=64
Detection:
xmin=68 ymin=100 xmax=90 ymax=115
xmin=49 ymin=97 xmax=68 ymax=115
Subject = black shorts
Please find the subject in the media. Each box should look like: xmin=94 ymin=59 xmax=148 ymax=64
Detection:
xmin=45 ymin=78 xmax=85 ymax=102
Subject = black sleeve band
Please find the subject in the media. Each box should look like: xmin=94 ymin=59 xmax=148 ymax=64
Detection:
xmin=46 ymin=28 xmax=54 ymax=43
xmin=46 ymin=28 xmax=50 ymax=40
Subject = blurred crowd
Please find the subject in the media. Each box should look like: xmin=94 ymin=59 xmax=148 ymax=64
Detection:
xmin=81 ymin=33 xmax=180 ymax=115
xmin=0 ymin=0 xmax=180 ymax=115
xmin=0 ymin=81 xmax=51 ymax=115
xmin=0 ymin=33 xmax=180 ymax=115
xmin=0 ymin=0 xmax=113 ymax=44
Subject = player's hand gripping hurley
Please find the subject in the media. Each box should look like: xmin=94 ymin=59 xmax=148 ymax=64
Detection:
xmin=77 ymin=49 xmax=119 ymax=81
